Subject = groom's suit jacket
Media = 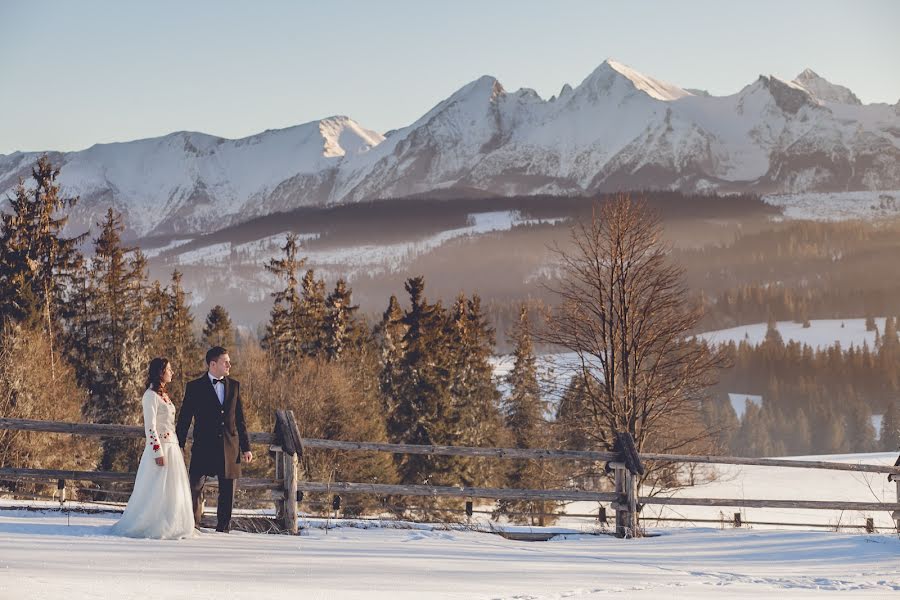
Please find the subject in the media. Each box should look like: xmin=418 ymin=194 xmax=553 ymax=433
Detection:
xmin=176 ymin=373 xmax=250 ymax=479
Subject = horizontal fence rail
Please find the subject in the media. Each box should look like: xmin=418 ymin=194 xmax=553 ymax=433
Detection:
xmin=1 ymin=416 xmax=899 ymax=537
xmin=296 ymin=482 xmax=618 ymax=503
xmin=0 ymin=467 xmax=281 ymax=490
xmin=2 ymin=418 xmax=898 ymax=475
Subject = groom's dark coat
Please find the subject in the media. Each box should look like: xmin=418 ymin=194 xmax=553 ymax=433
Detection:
xmin=176 ymin=373 xmax=250 ymax=480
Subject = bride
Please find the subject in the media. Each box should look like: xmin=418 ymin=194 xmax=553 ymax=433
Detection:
xmin=111 ymin=358 xmax=195 ymax=539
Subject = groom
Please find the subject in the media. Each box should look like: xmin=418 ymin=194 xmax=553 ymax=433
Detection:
xmin=176 ymin=346 xmax=252 ymax=532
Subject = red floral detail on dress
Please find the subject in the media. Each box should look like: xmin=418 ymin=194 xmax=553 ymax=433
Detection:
xmin=152 ymin=444 xmax=160 ymax=451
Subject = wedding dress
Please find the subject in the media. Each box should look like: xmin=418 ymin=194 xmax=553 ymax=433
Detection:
xmin=111 ymin=388 xmax=195 ymax=539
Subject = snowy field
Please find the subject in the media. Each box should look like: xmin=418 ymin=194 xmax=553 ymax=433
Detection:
xmin=696 ymin=318 xmax=886 ymax=351
xmin=492 ymin=318 xmax=888 ymax=394
xmin=764 ymin=190 xmax=900 ymax=222
xmin=1 ymin=452 xmax=898 ymax=598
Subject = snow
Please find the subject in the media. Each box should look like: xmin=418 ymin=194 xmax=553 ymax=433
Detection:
xmin=764 ymin=190 xmax=900 ymax=221
xmin=604 ymin=59 xmax=692 ymax=101
xmin=2 ymin=452 xmax=899 ymax=598
xmin=5 ymin=59 xmax=896 ymax=238
xmin=872 ymin=414 xmax=883 ymax=439
xmin=728 ymin=393 xmax=763 ymax=419
xmin=492 ymin=319 xmax=884 ymax=401
xmin=696 ymin=318 xmax=885 ymax=350
xmin=169 ymin=211 xmax=563 ymax=274
xmin=628 ymin=452 xmax=900 ymax=532
xmin=140 ymin=238 xmax=194 ymax=258
xmin=174 ymin=233 xmax=319 ymax=266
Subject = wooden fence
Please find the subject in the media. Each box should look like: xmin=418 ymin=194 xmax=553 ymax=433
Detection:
xmin=1 ymin=415 xmax=899 ymax=537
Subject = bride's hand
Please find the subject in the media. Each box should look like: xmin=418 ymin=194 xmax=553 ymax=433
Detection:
xmin=155 ymin=456 xmax=165 ymax=466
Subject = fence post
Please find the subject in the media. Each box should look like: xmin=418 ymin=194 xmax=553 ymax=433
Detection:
xmin=611 ymin=432 xmax=643 ymax=538
xmin=271 ymin=444 xmax=284 ymax=522
xmin=894 ymin=477 xmax=900 ymax=533
xmin=613 ymin=463 xmax=626 ymax=537
xmin=890 ymin=454 xmax=900 ymax=533
xmin=274 ymin=409 xmax=303 ymax=534
xmin=282 ymin=449 xmax=298 ymax=533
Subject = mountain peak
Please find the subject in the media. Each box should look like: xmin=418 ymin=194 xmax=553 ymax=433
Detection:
xmin=453 ymin=75 xmax=506 ymax=102
xmin=792 ymin=68 xmax=861 ymax=105
xmin=581 ymin=59 xmax=690 ymax=101
xmin=756 ymin=75 xmax=819 ymax=114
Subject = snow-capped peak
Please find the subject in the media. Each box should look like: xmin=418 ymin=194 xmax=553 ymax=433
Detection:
xmin=592 ymin=59 xmax=691 ymax=101
xmin=318 ymin=116 xmax=384 ymax=158
xmin=792 ymin=68 xmax=861 ymax=105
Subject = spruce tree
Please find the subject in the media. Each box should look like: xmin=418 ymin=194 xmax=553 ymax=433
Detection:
xmin=79 ymin=209 xmax=148 ymax=473
xmin=880 ymin=399 xmax=900 ymax=450
xmin=0 ymin=156 xmax=87 ymax=376
xmin=378 ymin=294 xmax=408 ymax=424
xmin=391 ymin=276 xmax=454 ymax=486
xmin=498 ymin=306 xmax=559 ymax=524
xmin=298 ymin=269 xmax=327 ymax=358
xmin=203 ymin=305 xmax=234 ymax=348
xmin=263 ymin=234 xmax=305 ymax=364
xmin=846 ymin=400 xmax=875 ymax=452
xmin=446 ymin=294 xmax=504 ymax=486
xmin=323 ymin=278 xmax=359 ymax=361
xmin=165 ymin=270 xmax=200 ymax=395
xmin=556 ymin=375 xmax=591 ymax=451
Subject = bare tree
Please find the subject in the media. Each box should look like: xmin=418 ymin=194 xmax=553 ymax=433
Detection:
xmin=540 ymin=195 xmax=726 ymax=478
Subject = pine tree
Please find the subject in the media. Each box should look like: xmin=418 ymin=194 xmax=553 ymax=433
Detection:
xmin=203 ymin=305 xmax=235 ymax=348
xmin=844 ymin=400 xmax=875 ymax=452
xmin=79 ymin=209 xmax=148 ymax=473
xmin=865 ymin=314 xmax=877 ymax=332
xmin=0 ymin=156 xmax=87 ymax=376
xmin=556 ymin=376 xmax=591 ymax=451
xmin=142 ymin=280 xmax=170 ymax=359
xmin=390 ymin=276 xmax=455 ymax=486
xmin=298 ymin=269 xmax=327 ymax=358
xmin=262 ymin=234 xmax=305 ymax=364
xmin=498 ymin=305 xmax=559 ymax=524
xmin=165 ymin=270 xmax=200 ymax=395
xmin=763 ymin=315 xmax=783 ymax=348
xmin=879 ymin=399 xmax=899 ymax=451
xmin=378 ymin=294 xmax=408 ymax=426
xmin=323 ymin=279 xmax=359 ymax=361
xmin=445 ymin=294 xmax=505 ymax=487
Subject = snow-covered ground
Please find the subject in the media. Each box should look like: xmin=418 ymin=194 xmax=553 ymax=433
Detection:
xmin=169 ymin=210 xmax=564 ymax=272
xmin=2 ymin=453 xmax=898 ymax=598
xmin=492 ymin=318 xmax=883 ymax=400
xmin=696 ymin=317 xmax=884 ymax=350
xmin=765 ymin=190 xmax=900 ymax=221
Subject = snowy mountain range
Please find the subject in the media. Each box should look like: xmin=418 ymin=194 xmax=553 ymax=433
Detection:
xmin=2 ymin=60 xmax=898 ymax=237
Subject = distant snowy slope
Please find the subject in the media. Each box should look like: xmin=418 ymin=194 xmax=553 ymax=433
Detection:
xmin=696 ymin=318 xmax=886 ymax=350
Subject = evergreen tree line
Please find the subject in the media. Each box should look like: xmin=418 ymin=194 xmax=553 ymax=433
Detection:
xmin=257 ymin=234 xmax=563 ymax=521
xmin=0 ymin=158 xmax=202 ymax=484
xmin=704 ymin=318 xmax=900 ymax=457
xmin=677 ymin=219 xmax=900 ymax=330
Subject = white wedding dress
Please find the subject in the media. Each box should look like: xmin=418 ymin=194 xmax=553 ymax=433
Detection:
xmin=111 ymin=388 xmax=195 ymax=539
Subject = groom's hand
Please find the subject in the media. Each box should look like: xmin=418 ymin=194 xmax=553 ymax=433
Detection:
xmin=155 ymin=456 xmax=165 ymax=466
xmin=242 ymin=451 xmax=253 ymax=463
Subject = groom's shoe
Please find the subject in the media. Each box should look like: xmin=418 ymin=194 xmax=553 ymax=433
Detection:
xmin=215 ymin=526 xmax=231 ymax=533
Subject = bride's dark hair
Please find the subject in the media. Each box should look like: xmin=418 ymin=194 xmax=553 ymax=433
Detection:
xmin=146 ymin=357 xmax=170 ymax=394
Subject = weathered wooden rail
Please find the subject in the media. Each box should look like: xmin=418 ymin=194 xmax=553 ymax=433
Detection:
xmin=1 ymin=416 xmax=898 ymax=537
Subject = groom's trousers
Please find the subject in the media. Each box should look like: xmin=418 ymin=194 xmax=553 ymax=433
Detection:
xmin=189 ymin=472 xmax=236 ymax=531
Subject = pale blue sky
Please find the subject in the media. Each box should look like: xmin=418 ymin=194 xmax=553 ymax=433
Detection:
xmin=1 ymin=0 xmax=897 ymax=154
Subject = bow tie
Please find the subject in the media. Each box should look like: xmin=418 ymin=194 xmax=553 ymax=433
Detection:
xmin=212 ymin=378 xmax=225 ymax=385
